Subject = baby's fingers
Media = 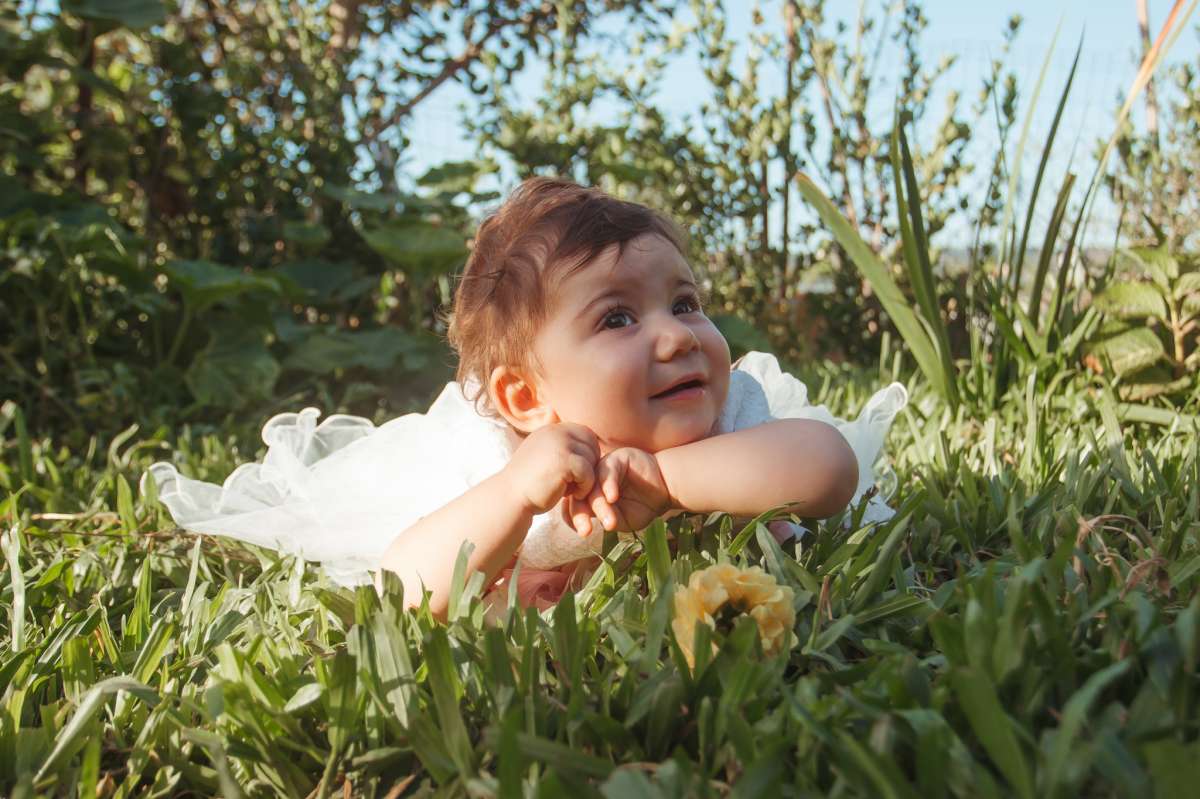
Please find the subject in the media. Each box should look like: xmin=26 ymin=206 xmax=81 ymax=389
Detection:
xmin=567 ymin=496 xmax=594 ymax=537
xmin=596 ymin=455 xmax=624 ymax=504
xmin=589 ymin=490 xmax=617 ymax=531
xmin=565 ymin=452 xmax=595 ymax=500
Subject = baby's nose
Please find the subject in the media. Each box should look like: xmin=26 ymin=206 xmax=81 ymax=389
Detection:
xmin=654 ymin=315 xmax=700 ymax=359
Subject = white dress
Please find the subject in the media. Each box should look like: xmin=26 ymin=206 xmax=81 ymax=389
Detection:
xmin=144 ymin=352 xmax=907 ymax=587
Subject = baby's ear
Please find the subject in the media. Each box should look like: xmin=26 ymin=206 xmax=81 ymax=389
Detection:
xmin=489 ymin=365 xmax=557 ymax=433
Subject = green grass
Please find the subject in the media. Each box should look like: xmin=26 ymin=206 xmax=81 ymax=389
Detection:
xmin=2 ymin=362 xmax=1199 ymax=797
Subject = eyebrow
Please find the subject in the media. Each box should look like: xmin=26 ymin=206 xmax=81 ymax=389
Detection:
xmin=578 ymin=277 xmax=698 ymax=317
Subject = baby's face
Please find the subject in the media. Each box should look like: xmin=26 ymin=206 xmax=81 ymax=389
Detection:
xmin=529 ymin=233 xmax=731 ymax=453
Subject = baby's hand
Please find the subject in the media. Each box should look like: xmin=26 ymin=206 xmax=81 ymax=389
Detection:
xmin=504 ymin=423 xmax=601 ymax=518
xmin=569 ymin=447 xmax=672 ymax=535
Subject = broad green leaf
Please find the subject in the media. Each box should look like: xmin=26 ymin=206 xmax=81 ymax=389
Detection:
xmin=276 ymin=260 xmax=358 ymax=303
xmin=322 ymin=183 xmax=405 ymax=212
xmin=281 ymin=221 xmax=331 ymax=251
xmin=1094 ymin=281 xmax=1168 ymax=320
xmin=282 ymin=328 xmax=431 ymax=374
xmin=62 ymin=0 xmax=165 ymax=29
xmin=1174 ymin=271 xmax=1200 ymax=301
xmin=1122 ymin=245 xmax=1179 ymax=287
xmin=1086 ymin=327 xmax=1165 ymax=376
xmin=165 ymin=259 xmax=281 ymax=310
xmin=184 ymin=328 xmax=280 ymax=408
xmin=360 ymin=223 xmax=467 ymax=275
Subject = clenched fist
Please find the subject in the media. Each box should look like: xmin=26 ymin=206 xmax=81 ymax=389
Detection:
xmin=503 ymin=423 xmax=603 ymax=522
xmin=568 ymin=446 xmax=672 ymax=535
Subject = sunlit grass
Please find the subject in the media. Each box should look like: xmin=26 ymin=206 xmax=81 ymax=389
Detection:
xmin=2 ymin=360 xmax=1198 ymax=796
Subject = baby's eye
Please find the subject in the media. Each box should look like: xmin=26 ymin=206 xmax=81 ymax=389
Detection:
xmin=601 ymin=307 xmax=635 ymax=329
xmin=674 ymin=296 xmax=702 ymax=314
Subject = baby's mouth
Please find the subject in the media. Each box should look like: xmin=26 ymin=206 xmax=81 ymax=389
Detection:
xmin=651 ymin=378 xmax=706 ymax=400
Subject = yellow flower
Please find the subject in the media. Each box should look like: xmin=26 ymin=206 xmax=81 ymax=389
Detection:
xmin=671 ymin=564 xmax=796 ymax=668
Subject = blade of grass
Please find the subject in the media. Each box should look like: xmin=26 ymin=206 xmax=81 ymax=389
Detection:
xmin=797 ymin=173 xmax=955 ymax=405
xmin=1000 ymin=20 xmax=1062 ymax=276
xmin=1013 ymin=35 xmax=1081 ymax=293
xmin=1026 ymin=173 xmax=1076 ymax=328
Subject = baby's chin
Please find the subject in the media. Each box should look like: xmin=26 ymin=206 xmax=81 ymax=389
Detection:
xmin=608 ymin=419 xmax=717 ymax=454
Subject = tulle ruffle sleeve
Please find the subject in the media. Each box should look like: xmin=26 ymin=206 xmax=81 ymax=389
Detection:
xmin=715 ymin=351 xmax=907 ymax=528
xmin=144 ymin=381 xmax=514 ymax=587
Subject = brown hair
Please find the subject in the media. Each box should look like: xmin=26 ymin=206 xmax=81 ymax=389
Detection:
xmin=447 ymin=177 xmax=687 ymax=419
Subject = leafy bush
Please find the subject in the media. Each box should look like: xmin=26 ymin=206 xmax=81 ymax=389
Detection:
xmin=1086 ymin=244 xmax=1200 ymax=400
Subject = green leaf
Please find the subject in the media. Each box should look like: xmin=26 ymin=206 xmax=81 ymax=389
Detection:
xmin=1122 ymin=245 xmax=1179 ymax=288
xmin=36 ymin=677 xmax=159 ymax=781
xmin=276 ymin=260 xmax=358 ymax=304
xmin=642 ymin=518 xmax=671 ymax=595
xmin=796 ymin=173 xmax=957 ymax=406
xmin=948 ymin=667 xmax=1034 ymax=799
xmin=1173 ymin=271 xmax=1200 ymax=302
xmin=184 ymin=327 xmax=280 ymax=408
xmin=282 ymin=328 xmax=433 ymax=375
xmin=1043 ymin=660 xmax=1130 ymax=794
xmin=165 ymin=260 xmax=281 ymax=310
xmin=424 ymin=628 xmax=476 ymax=778
xmin=1094 ymin=282 xmax=1168 ymax=320
xmin=1086 ymin=327 xmax=1166 ymax=376
xmin=360 ymin=223 xmax=467 ymax=275
xmin=281 ymin=221 xmax=331 ymax=251
xmin=62 ymin=0 xmax=165 ymax=29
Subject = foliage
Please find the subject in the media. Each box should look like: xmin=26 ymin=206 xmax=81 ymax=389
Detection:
xmin=1085 ymin=244 xmax=1200 ymax=400
xmin=472 ymin=0 xmax=1013 ymax=365
xmin=3 ymin=362 xmax=1200 ymax=795
xmin=0 ymin=1 xmax=666 ymax=437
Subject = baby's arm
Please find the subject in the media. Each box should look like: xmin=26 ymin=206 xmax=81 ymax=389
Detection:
xmin=655 ymin=420 xmax=858 ymax=518
xmin=377 ymin=422 xmax=601 ymax=620
xmin=376 ymin=470 xmax=535 ymax=620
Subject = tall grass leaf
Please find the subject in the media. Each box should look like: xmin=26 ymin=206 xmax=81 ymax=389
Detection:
xmin=728 ymin=504 xmax=788 ymax=556
xmin=834 ymin=731 xmax=920 ymax=799
xmin=5 ymin=402 xmax=34 ymax=482
xmin=1013 ymin=36 xmax=1080 ymax=291
xmin=730 ymin=739 xmax=788 ymax=798
xmin=447 ymin=539 xmax=474 ymax=621
xmin=896 ymin=123 xmax=956 ymax=393
xmin=425 ymin=627 xmax=476 ymax=778
xmin=806 ymin=613 xmax=856 ymax=654
xmin=601 ymin=769 xmax=662 ymax=799
xmin=5 ymin=526 xmax=25 ymax=652
xmin=948 ymin=667 xmax=1035 ymax=799
xmin=851 ymin=518 xmax=911 ymax=611
xmin=796 ymin=173 xmax=954 ymax=405
xmin=1002 ymin=21 xmax=1062 ymax=274
xmin=35 ymin=677 xmax=159 ymax=782
xmin=497 ymin=710 xmax=524 ymax=799
xmin=1043 ymin=659 xmax=1130 ymax=793
xmin=116 ymin=474 xmax=136 ymax=531
xmin=182 ymin=728 xmax=248 ymax=799
xmin=1026 ymin=173 xmax=1076 ymax=328
xmin=642 ymin=518 xmax=671 ymax=594
xmin=482 ymin=729 xmax=612 ymax=780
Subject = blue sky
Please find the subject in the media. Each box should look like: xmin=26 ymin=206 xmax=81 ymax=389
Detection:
xmin=403 ymin=1 xmax=1197 ymax=244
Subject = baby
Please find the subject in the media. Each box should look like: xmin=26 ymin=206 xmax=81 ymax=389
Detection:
xmin=378 ymin=178 xmax=859 ymax=618
xmin=148 ymin=177 xmax=904 ymax=621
